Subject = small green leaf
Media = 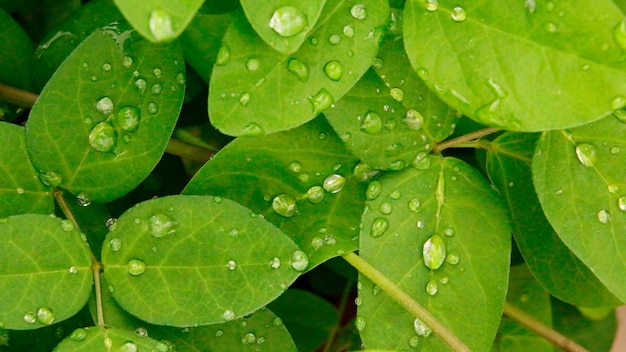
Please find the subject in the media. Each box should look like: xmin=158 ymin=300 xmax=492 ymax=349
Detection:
xmin=240 ymin=0 xmax=325 ymax=54
xmin=209 ymin=0 xmax=390 ymax=136
xmin=0 ymin=123 xmax=54 ymax=217
xmin=113 ymin=0 xmax=204 ymax=43
xmin=358 ymin=156 xmax=511 ymax=351
xmin=551 ymin=299 xmax=617 ymax=352
xmin=487 ymin=132 xmax=620 ymax=307
xmin=0 ymin=214 xmax=93 ymax=330
xmin=102 ymin=195 xmax=303 ymax=326
xmin=404 ymin=0 xmax=626 ymax=131
xmin=183 ymin=117 xmax=365 ymax=268
xmin=53 ymin=327 xmax=165 ymax=352
xmin=26 ymin=25 xmax=185 ymax=203
xmin=533 ymin=115 xmax=626 ymax=302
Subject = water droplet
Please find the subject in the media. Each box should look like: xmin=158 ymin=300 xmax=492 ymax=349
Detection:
xmin=447 ymin=253 xmax=459 ymax=265
xmin=328 ymin=34 xmax=342 ymax=45
xmin=355 ymin=316 xmax=366 ymax=331
xmin=545 ymin=22 xmax=558 ymax=33
xmin=35 ymin=307 xmax=55 ymax=325
xmin=122 ymin=56 xmax=133 ymax=67
xmin=298 ymin=173 xmax=310 ymax=183
xmin=424 ymin=0 xmax=439 ymax=11
xmin=60 ymin=219 xmax=74 ymax=232
xmin=451 ymin=7 xmax=467 ymax=22
xmin=69 ymin=328 xmax=87 ymax=341
xmin=614 ymin=109 xmax=626 ymax=123
xmin=343 ymin=25 xmax=355 ymax=37
xmin=409 ymin=336 xmax=419 ymax=347
xmin=96 ymin=97 xmax=114 ymax=114
xmin=613 ymin=20 xmax=626 ymax=50
xmin=290 ymin=250 xmax=309 ymax=271
xmin=404 ymin=109 xmax=424 ymax=130
xmin=88 ymin=121 xmax=116 ymax=152
xmin=309 ymin=88 xmax=334 ymax=115
xmin=239 ymin=92 xmax=250 ymax=106
xmin=134 ymin=79 xmax=147 ymax=93
xmin=176 ymin=72 xmax=186 ymax=85
xmin=120 ymin=341 xmax=138 ymax=352
xmin=423 ymin=235 xmax=446 ymax=270
xmin=324 ymin=60 xmax=343 ymax=81
xmin=151 ymin=83 xmax=162 ymax=95
xmin=242 ymin=332 xmax=257 ymax=345
xmin=306 ymin=186 xmax=325 ymax=203
xmin=371 ymin=217 xmax=389 ymax=237
xmin=412 ymin=152 xmax=431 ymax=170
xmin=444 ymin=228 xmax=454 ymax=237
xmin=115 ymin=106 xmax=140 ymax=132
xmin=246 ymin=58 xmax=261 ymax=71
xmin=414 ymin=318 xmax=432 ymax=337
xmin=350 ymin=4 xmax=367 ymax=20
xmin=223 ymin=309 xmax=236 ymax=321
xmin=353 ymin=163 xmax=378 ymax=182
xmin=69 ymin=266 xmax=78 ymax=274
xmin=575 ymin=143 xmax=597 ymax=168
xmin=270 ymin=257 xmax=281 ymax=269
xmin=360 ymin=111 xmax=382 ymax=133
xmin=286 ymin=58 xmax=309 ymax=82
xmin=109 ymin=238 xmax=122 ymax=253
xmin=127 ymin=259 xmax=146 ymax=276
xmin=149 ymin=214 xmax=177 ymax=237
xmin=616 ymin=196 xmax=626 ymax=211
xmin=426 ymin=280 xmax=438 ymax=295
xmin=39 ymin=171 xmax=62 ymax=187
xmin=323 ymin=174 xmax=346 ymax=193
xmin=390 ymin=88 xmax=404 ymax=101
xmin=612 ymin=96 xmax=626 ymax=110
xmin=226 ymin=260 xmax=237 ymax=271
xmin=76 ymin=192 xmax=91 ymax=207
xmin=379 ymin=203 xmax=393 ymax=215
xmin=149 ymin=9 xmax=175 ymax=42
xmin=272 ymin=194 xmax=298 ymax=217
xmin=240 ymin=122 xmax=265 ymax=136
xmin=216 ymin=45 xmax=231 ymax=66
xmin=288 ymin=161 xmax=302 ymax=172
xmin=23 ymin=312 xmax=36 ymax=324
xmin=83 ymin=117 xmax=93 ymax=125
xmin=408 ymin=198 xmax=421 ymax=212
xmin=101 ymin=63 xmax=111 ymax=72
xmin=597 ymin=209 xmax=611 ymax=224
xmin=366 ymin=181 xmax=382 ymax=200
xmin=269 ymin=6 xmax=307 ymax=37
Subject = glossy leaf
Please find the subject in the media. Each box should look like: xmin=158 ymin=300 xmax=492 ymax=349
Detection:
xmin=404 ymin=0 xmax=626 ymax=131
xmin=240 ymin=0 xmax=325 ymax=54
xmin=0 ymin=123 xmax=54 ymax=217
xmin=102 ymin=195 xmax=303 ymax=326
xmin=0 ymin=214 xmax=93 ymax=330
xmin=53 ymin=327 xmax=165 ymax=352
xmin=183 ymin=117 xmax=365 ymax=268
xmin=358 ymin=156 xmax=511 ymax=351
xmin=113 ymin=0 xmax=204 ymax=43
xmin=533 ymin=115 xmax=626 ymax=302
xmin=209 ymin=0 xmax=389 ymax=136
xmin=487 ymin=132 xmax=620 ymax=307
xmin=26 ymin=24 xmax=185 ymax=203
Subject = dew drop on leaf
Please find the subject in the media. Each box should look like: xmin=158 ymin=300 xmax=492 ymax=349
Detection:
xmin=426 ymin=280 xmax=438 ymax=295
xmin=414 ymin=318 xmax=432 ymax=337
xmin=390 ymin=88 xmax=404 ymax=101
xmin=288 ymin=161 xmax=302 ymax=172
xmin=614 ymin=109 xmax=626 ymax=123
xmin=60 ymin=219 xmax=74 ymax=232
xmin=423 ymin=235 xmax=446 ymax=270
xmin=328 ymin=34 xmax=342 ymax=45
xmin=270 ymin=257 xmax=281 ymax=269
xmin=379 ymin=202 xmax=392 ymax=215
xmin=447 ymin=253 xmax=460 ymax=265
xmin=151 ymin=83 xmax=162 ymax=95
xmin=404 ymin=109 xmax=424 ymax=130
xmin=619 ymin=196 xmax=626 ymax=211
xmin=269 ymin=6 xmax=307 ymax=37
xmin=119 ymin=341 xmax=138 ymax=352
xmin=355 ymin=316 xmax=366 ymax=331
xmin=106 ymin=218 xmax=118 ymax=231
xmin=226 ymin=260 xmax=237 ymax=271
xmin=245 ymin=58 xmax=261 ymax=71
xmin=306 ymin=186 xmax=325 ymax=203
xmin=240 ymin=122 xmax=265 ymax=136
xmin=444 ymin=228 xmax=454 ymax=237
xmin=272 ymin=194 xmax=298 ymax=217
xmin=116 ymin=107 xmax=141 ymax=131
xmin=309 ymin=88 xmax=334 ymax=115
xmin=366 ymin=181 xmax=382 ymax=200
xmin=611 ymin=96 xmax=626 ymax=110
xmin=408 ymin=198 xmax=421 ymax=212
xmin=23 ymin=312 xmax=36 ymax=324
xmin=76 ymin=192 xmax=91 ymax=207
xmin=360 ymin=111 xmax=383 ymax=133
xmin=135 ymin=79 xmax=147 ymax=92
xmin=287 ymin=58 xmax=309 ymax=82
xmin=222 ymin=309 xmax=236 ymax=321
xmin=69 ymin=328 xmax=87 ymax=341
xmin=122 ymin=55 xmax=133 ymax=67
xmin=149 ymin=9 xmax=176 ymax=42
xmin=96 ymin=97 xmax=114 ymax=114
xmin=89 ymin=121 xmax=116 ymax=152
xmin=323 ymin=174 xmax=346 ymax=193
xmin=127 ymin=259 xmax=146 ymax=276
xmin=149 ymin=214 xmax=177 ymax=237
xmin=36 ymin=307 xmax=54 ymax=325
xmin=412 ymin=152 xmax=431 ymax=170
xmin=290 ymin=250 xmax=309 ymax=271
xmin=350 ymin=4 xmax=367 ymax=20
xmin=242 ymin=332 xmax=257 ymax=345
xmin=148 ymin=102 xmax=159 ymax=114
xmin=575 ymin=143 xmax=597 ymax=167
xmin=239 ymin=92 xmax=250 ymax=106
xmin=38 ymin=170 xmax=62 ymax=187
xmin=343 ymin=25 xmax=355 ymax=37
xmin=371 ymin=217 xmax=389 ymax=237
xmin=324 ymin=60 xmax=343 ymax=81
xmin=424 ymin=0 xmax=439 ymax=11
xmin=597 ymin=209 xmax=611 ymax=224
xmin=101 ymin=63 xmax=111 ymax=72
xmin=613 ymin=20 xmax=626 ymax=51
xmin=216 ymin=45 xmax=231 ymax=66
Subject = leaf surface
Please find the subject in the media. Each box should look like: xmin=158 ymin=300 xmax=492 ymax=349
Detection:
xmin=532 ymin=115 xmax=626 ymax=302
xmin=53 ymin=327 xmax=165 ymax=352
xmin=209 ymin=0 xmax=389 ymax=136
xmin=358 ymin=156 xmax=511 ymax=351
xmin=403 ymin=0 xmax=626 ymax=131
xmin=0 ymin=214 xmax=93 ymax=330
xmin=487 ymin=132 xmax=620 ymax=307
xmin=551 ymin=299 xmax=617 ymax=352
xmin=26 ymin=25 xmax=185 ymax=203
xmin=102 ymin=195 xmax=303 ymax=326
xmin=183 ymin=117 xmax=365 ymax=268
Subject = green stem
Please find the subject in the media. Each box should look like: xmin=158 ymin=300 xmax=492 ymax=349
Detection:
xmin=0 ymin=82 xmax=38 ymax=108
xmin=322 ymin=278 xmax=354 ymax=352
xmin=53 ymin=189 xmax=106 ymax=327
xmin=341 ymin=252 xmax=471 ymax=352
xmin=503 ymin=302 xmax=589 ymax=352
xmin=433 ymin=127 xmax=500 ymax=153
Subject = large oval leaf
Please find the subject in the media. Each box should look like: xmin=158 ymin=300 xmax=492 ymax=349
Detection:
xmin=358 ymin=156 xmax=511 ymax=351
xmin=102 ymin=195 xmax=304 ymax=327
xmin=183 ymin=117 xmax=365 ymax=268
xmin=26 ymin=24 xmax=185 ymax=203
xmin=532 ymin=114 xmax=626 ymax=301
xmin=54 ymin=327 xmax=165 ymax=352
xmin=209 ymin=0 xmax=389 ymax=136
xmin=404 ymin=0 xmax=626 ymax=131
xmin=0 ymin=214 xmax=93 ymax=330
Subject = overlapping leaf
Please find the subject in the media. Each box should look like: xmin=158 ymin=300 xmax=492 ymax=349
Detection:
xmin=102 ymin=195 xmax=304 ymax=326
xmin=54 ymin=327 xmax=166 ymax=352
xmin=183 ymin=117 xmax=366 ymax=268
xmin=487 ymin=132 xmax=620 ymax=307
xmin=0 ymin=214 xmax=93 ymax=330
xmin=209 ymin=0 xmax=389 ymax=136
xmin=358 ymin=156 xmax=511 ymax=351
xmin=26 ymin=24 xmax=185 ymax=203
xmin=404 ymin=0 xmax=626 ymax=131
xmin=532 ymin=114 xmax=626 ymax=302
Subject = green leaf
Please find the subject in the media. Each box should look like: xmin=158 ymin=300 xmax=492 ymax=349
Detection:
xmin=551 ymin=299 xmax=617 ymax=352
xmin=53 ymin=327 xmax=166 ymax=352
xmin=209 ymin=0 xmax=390 ymax=136
xmin=240 ymin=0 xmax=326 ymax=54
xmin=0 ymin=214 xmax=93 ymax=330
xmin=487 ymin=132 xmax=620 ymax=307
xmin=0 ymin=8 xmax=33 ymax=92
xmin=26 ymin=25 xmax=185 ymax=203
xmin=358 ymin=156 xmax=511 ymax=351
xmin=403 ymin=0 xmax=626 ymax=131
xmin=492 ymin=265 xmax=552 ymax=352
xmin=101 ymin=195 xmax=304 ymax=326
xmin=268 ymin=289 xmax=338 ymax=352
xmin=183 ymin=117 xmax=365 ymax=268
xmin=113 ymin=0 xmax=204 ymax=43
xmin=532 ymin=115 xmax=626 ymax=302
xmin=0 ymin=123 xmax=54 ymax=217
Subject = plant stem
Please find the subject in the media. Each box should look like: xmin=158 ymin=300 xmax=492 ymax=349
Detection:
xmin=503 ymin=302 xmax=590 ymax=352
xmin=433 ymin=127 xmax=500 ymax=153
xmin=341 ymin=252 xmax=471 ymax=352
xmin=322 ymin=278 xmax=354 ymax=352
xmin=0 ymin=82 xmax=38 ymax=108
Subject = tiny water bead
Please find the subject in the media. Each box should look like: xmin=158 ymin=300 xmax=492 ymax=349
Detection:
xmin=350 ymin=4 xmax=367 ymax=20
xmin=216 ymin=45 xmax=231 ymax=66
xmin=414 ymin=318 xmax=432 ymax=337
xmin=115 ymin=106 xmax=140 ymax=131
xmin=120 ymin=341 xmax=138 ymax=352
xmin=360 ymin=111 xmax=383 ymax=133
xmin=371 ymin=217 xmax=389 ymax=237
xmin=149 ymin=9 xmax=176 ymax=42
xmin=240 ymin=122 xmax=265 ymax=136
xmin=451 ymin=7 xmax=467 ymax=22
xmin=239 ymin=92 xmax=250 ymax=106
xmin=37 ymin=307 xmax=54 ymax=325
xmin=423 ymin=235 xmax=446 ymax=270
xmin=619 ymin=197 xmax=626 ymax=211
xmin=226 ymin=260 xmax=237 ymax=271
xmin=69 ymin=328 xmax=87 ymax=341
xmin=310 ymin=88 xmax=334 ymax=115
xmin=447 ymin=253 xmax=460 ymax=265
xmin=149 ymin=214 xmax=177 ymax=237
xmin=426 ymin=280 xmax=438 ymax=295
xmin=151 ymin=83 xmax=162 ymax=95
xmin=287 ymin=58 xmax=309 ymax=82
xmin=127 ymin=259 xmax=146 ymax=276
xmin=353 ymin=162 xmax=379 ymax=182
xmin=246 ymin=58 xmax=261 ymax=71
xmin=222 ymin=309 xmax=236 ymax=321
xmin=39 ymin=170 xmax=62 ymax=187
xmin=288 ymin=161 xmax=302 ymax=172
xmin=597 ymin=209 xmax=611 ymax=224
xmin=413 ymin=152 xmax=431 ymax=170
xmin=269 ymin=6 xmax=307 ymax=37
xmin=324 ymin=61 xmax=343 ymax=81
xmin=135 ymin=78 xmax=147 ymax=92
xmin=355 ymin=316 xmax=366 ymax=331
xmin=306 ymin=186 xmax=325 ymax=203
xmin=424 ymin=0 xmax=439 ymax=11
xmin=575 ymin=143 xmax=597 ymax=168
xmin=148 ymin=102 xmax=159 ymax=114
xmin=60 ymin=219 xmax=74 ymax=232
xmin=96 ymin=97 xmax=114 ymax=114
xmin=404 ymin=109 xmax=424 ymax=130
xmin=290 ymin=250 xmax=309 ymax=271
xmin=242 ymin=332 xmax=257 ymax=345
xmin=76 ymin=192 xmax=91 ymax=207
xmin=272 ymin=194 xmax=298 ymax=217
xmin=101 ymin=63 xmax=111 ymax=72
xmin=270 ymin=257 xmax=281 ymax=269
xmin=23 ymin=312 xmax=36 ymax=324
xmin=408 ymin=198 xmax=421 ymax=212
xmin=323 ymin=174 xmax=346 ymax=193
xmin=343 ymin=25 xmax=355 ymax=37
xmin=122 ymin=55 xmax=133 ymax=67
xmin=89 ymin=121 xmax=116 ymax=152
xmin=366 ymin=181 xmax=382 ymax=200
xmin=328 ymin=34 xmax=342 ymax=45
xmin=379 ymin=202 xmax=393 ymax=215
xmin=390 ymin=88 xmax=404 ymax=101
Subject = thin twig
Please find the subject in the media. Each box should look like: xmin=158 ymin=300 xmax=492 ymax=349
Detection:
xmin=0 ymin=82 xmax=38 ymax=108
xmin=434 ymin=127 xmax=501 ymax=153
xmin=322 ymin=278 xmax=354 ymax=352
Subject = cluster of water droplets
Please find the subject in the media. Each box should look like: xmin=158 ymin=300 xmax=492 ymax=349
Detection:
xmin=23 ymin=307 xmax=55 ymax=325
